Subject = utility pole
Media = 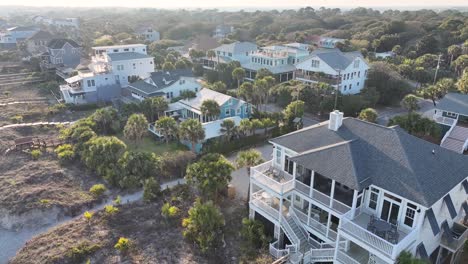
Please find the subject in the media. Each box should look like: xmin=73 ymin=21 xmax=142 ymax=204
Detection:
xmin=334 ymin=69 xmax=341 ymax=110
xmin=433 ymin=54 xmax=442 ymax=85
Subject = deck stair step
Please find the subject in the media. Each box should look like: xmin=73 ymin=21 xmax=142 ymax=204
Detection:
xmin=441 ymin=125 xmax=468 ymax=153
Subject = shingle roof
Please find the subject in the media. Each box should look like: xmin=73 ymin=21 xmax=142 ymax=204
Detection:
xmin=28 ymin=30 xmax=54 ymax=40
xmin=47 ymin=38 xmax=80 ymax=49
xmin=299 ymin=48 xmax=364 ymax=71
xmin=179 ymin=88 xmax=233 ymax=110
xmin=271 ymin=118 xmax=468 ymax=207
xmin=107 ymin=52 xmax=152 ymax=61
xmin=214 ymin=41 xmax=257 ymax=54
xmin=436 ymin=93 xmax=468 ymax=117
xmin=126 ymin=81 xmax=165 ymax=97
xmin=127 ymin=69 xmax=195 ymax=96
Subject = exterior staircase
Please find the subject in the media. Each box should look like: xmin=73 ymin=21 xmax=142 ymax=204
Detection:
xmin=441 ymin=126 xmax=468 ymax=154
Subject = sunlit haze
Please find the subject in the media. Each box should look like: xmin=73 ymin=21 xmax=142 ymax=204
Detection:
xmin=1 ymin=0 xmax=467 ymax=8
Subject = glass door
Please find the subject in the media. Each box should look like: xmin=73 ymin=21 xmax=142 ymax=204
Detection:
xmin=380 ymin=199 xmax=400 ymax=224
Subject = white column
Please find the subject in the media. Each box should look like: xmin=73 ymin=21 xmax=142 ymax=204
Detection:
xmin=326 ymin=212 xmax=332 ymax=239
xmin=309 ymin=171 xmax=315 ymax=197
xmin=307 ymin=202 xmax=312 ymax=226
xmin=350 ymin=190 xmax=358 ymax=218
xmin=292 ymin=162 xmax=297 ymax=179
xmin=333 ymin=233 xmax=341 ymax=262
xmin=329 ymin=180 xmax=336 ymax=207
xmin=279 ymin=197 xmax=284 ymax=222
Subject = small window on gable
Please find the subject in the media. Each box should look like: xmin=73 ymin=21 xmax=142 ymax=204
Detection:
xmin=354 ymin=60 xmax=360 ymax=68
xmin=311 ymin=60 xmax=320 ymax=68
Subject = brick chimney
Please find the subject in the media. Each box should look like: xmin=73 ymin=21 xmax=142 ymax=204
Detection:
xmin=328 ymin=110 xmax=344 ymax=131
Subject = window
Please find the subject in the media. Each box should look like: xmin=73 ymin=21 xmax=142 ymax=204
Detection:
xmin=124 ymin=48 xmax=129 ymax=51
xmin=358 ymin=71 xmax=361 ymax=78
xmin=349 ymin=84 xmax=352 ymax=90
xmin=228 ymin=53 xmax=232 ymax=57
xmin=133 ymin=63 xmax=136 ymax=70
xmin=195 ymin=88 xmax=198 ymax=92
xmin=344 ymin=85 xmax=347 ymax=90
xmin=150 ymin=61 xmax=153 ymax=64
xmin=113 ymin=49 xmax=118 ymax=52
xmin=311 ymin=60 xmax=320 ymax=68
xmin=236 ymin=108 xmax=241 ymax=115
xmin=404 ymin=203 xmax=417 ymax=227
xmin=284 ymin=155 xmax=294 ymax=174
xmin=225 ymin=108 xmax=230 ymax=116
xmin=446 ymin=112 xmax=457 ymax=118
xmin=369 ymin=187 xmax=379 ymax=210
xmin=354 ymin=60 xmax=360 ymax=68
xmin=357 ymin=82 xmax=360 ymax=86
xmin=87 ymin=80 xmax=95 ymax=87
xmin=117 ymin=65 xmax=124 ymax=71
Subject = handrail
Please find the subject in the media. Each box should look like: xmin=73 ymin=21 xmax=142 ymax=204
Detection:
xmin=441 ymin=117 xmax=458 ymax=145
xmin=269 ymin=241 xmax=290 ymax=259
xmin=251 ymin=160 xmax=294 ymax=194
xmin=340 ymin=211 xmax=394 ymax=257
xmin=281 ymin=214 xmax=300 ymax=251
xmin=289 ymin=208 xmax=309 ymax=242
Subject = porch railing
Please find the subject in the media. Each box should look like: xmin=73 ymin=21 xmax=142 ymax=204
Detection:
xmin=281 ymin=214 xmax=300 ymax=251
xmin=269 ymin=240 xmax=290 ymax=259
xmin=295 ymin=180 xmax=351 ymax=215
xmin=250 ymin=191 xmax=280 ymax=220
xmin=292 ymin=207 xmax=330 ymax=240
xmin=440 ymin=222 xmax=468 ymax=251
xmin=251 ymin=160 xmax=294 ymax=195
xmin=339 ymin=211 xmax=418 ymax=260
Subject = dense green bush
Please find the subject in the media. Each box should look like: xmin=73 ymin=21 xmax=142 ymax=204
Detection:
xmin=30 ymin=149 xmax=42 ymax=160
xmin=89 ymin=184 xmax=107 ymax=198
xmin=202 ymin=135 xmax=267 ymax=155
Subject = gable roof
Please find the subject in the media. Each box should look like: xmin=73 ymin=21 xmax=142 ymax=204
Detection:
xmin=107 ymin=52 xmax=152 ymax=61
xmin=148 ymin=69 xmax=194 ymax=88
xmin=309 ymin=49 xmax=364 ymax=70
xmin=127 ymin=69 xmax=196 ymax=96
xmin=436 ymin=93 xmax=468 ymax=116
xmin=8 ymin=26 xmax=38 ymax=32
xmin=271 ymin=118 xmax=468 ymax=207
xmin=214 ymin=41 xmax=257 ymax=54
xmin=179 ymin=88 xmax=234 ymax=110
xmin=47 ymin=39 xmax=80 ymax=49
xmin=28 ymin=30 xmax=54 ymax=40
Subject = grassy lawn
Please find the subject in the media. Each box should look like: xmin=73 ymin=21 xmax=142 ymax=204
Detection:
xmin=117 ymin=134 xmax=188 ymax=155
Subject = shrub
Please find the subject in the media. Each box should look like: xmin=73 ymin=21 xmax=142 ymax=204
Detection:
xmin=114 ymin=237 xmax=131 ymax=252
xmin=104 ymin=205 xmax=119 ymax=216
xmin=55 ymin=144 xmax=75 ymax=161
xmin=10 ymin=115 xmax=23 ymax=123
xmin=66 ymin=242 xmax=101 ymax=262
xmin=143 ymin=177 xmax=160 ymax=202
xmin=89 ymin=184 xmax=107 ymax=198
xmin=30 ymin=149 xmax=42 ymax=160
xmin=202 ymin=135 xmax=266 ymax=155
xmin=161 ymin=202 xmax=180 ymax=218
xmin=114 ymin=195 xmax=121 ymax=205
xmin=48 ymin=103 xmax=67 ymax=115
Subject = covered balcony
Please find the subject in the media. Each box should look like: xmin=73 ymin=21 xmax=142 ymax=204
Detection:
xmin=339 ymin=210 xmax=418 ymax=261
xmin=440 ymin=222 xmax=468 ymax=252
xmin=336 ymin=241 xmax=388 ymax=264
xmin=251 ymin=160 xmax=294 ymax=195
xmin=295 ymin=169 xmax=352 ymax=215
xmin=295 ymin=70 xmax=339 ymax=85
xmin=250 ymin=190 xmax=290 ymax=221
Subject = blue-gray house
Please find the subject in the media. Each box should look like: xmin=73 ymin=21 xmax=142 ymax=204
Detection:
xmin=148 ymin=88 xmax=252 ymax=152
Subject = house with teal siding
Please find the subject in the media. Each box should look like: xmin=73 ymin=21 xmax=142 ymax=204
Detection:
xmin=148 ymin=88 xmax=252 ymax=152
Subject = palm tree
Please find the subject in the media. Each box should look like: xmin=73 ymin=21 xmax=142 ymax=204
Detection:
xmin=200 ymin=99 xmax=220 ymax=122
xmin=179 ymin=119 xmax=205 ymax=152
xmin=206 ymin=50 xmax=217 ymax=67
xmin=401 ymin=94 xmax=420 ymax=113
xmin=236 ymin=149 xmax=264 ymax=202
xmin=155 ymin=116 xmax=178 ymax=144
xmin=239 ymin=119 xmax=252 ymax=137
xmin=251 ymin=119 xmax=263 ymax=136
xmin=253 ymin=79 xmax=268 ymax=109
xmin=124 ymin=114 xmax=149 ymax=143
xmin=232 ymin=67 xmax=246 ymax=91
xmin=141 ymin=96 xmax=168 ymax=122
xmin=220 ymin=119 xmax=237 ymax=141
xmin=447 ymin=45 xmax=461 ymax=66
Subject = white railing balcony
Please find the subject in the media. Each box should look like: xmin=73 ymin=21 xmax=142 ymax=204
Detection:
xmin=308 ymin=248 xmax=335 ymax=262
xmin=148 ymin=123 xmax=163 ymax=137
xmin=339 ymin=211 xmax=418 ymax=260
xmin=251 ymin=160 xmax=294 ymax=195
xmin=250 ymin=191 xmax=281 ymax=220
xmin=292 ymin=207 xmax=332 ymax=240
xmin=295 ymin=180 xmax=351 ymax=215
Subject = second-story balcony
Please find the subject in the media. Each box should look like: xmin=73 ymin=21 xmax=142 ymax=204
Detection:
xmin=251 ymin=160 xmax=294 ymax=195
xmin=295 ymin=71 xmax=339 ymax=85
xmin=440 ymin=222 xmax=468 ymax=252
xmin=339 ymin=209 xmax=418 ymax=261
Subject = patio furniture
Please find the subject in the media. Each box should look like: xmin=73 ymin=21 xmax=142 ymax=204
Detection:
xmin=387 ymin=225 xmax=400 ymax=244
xmin=374 ymin=219 xmax=393 ymax=239
xmin=262 ymin=192 xmax=272 ymax=205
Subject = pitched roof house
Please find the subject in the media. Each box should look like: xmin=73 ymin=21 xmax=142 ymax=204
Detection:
xmin=250 ymin=110 xmax=468 ymax=264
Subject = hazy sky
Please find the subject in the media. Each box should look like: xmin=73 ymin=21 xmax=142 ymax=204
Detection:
xmin=1 ymin=0 xmax=467 ymax=8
